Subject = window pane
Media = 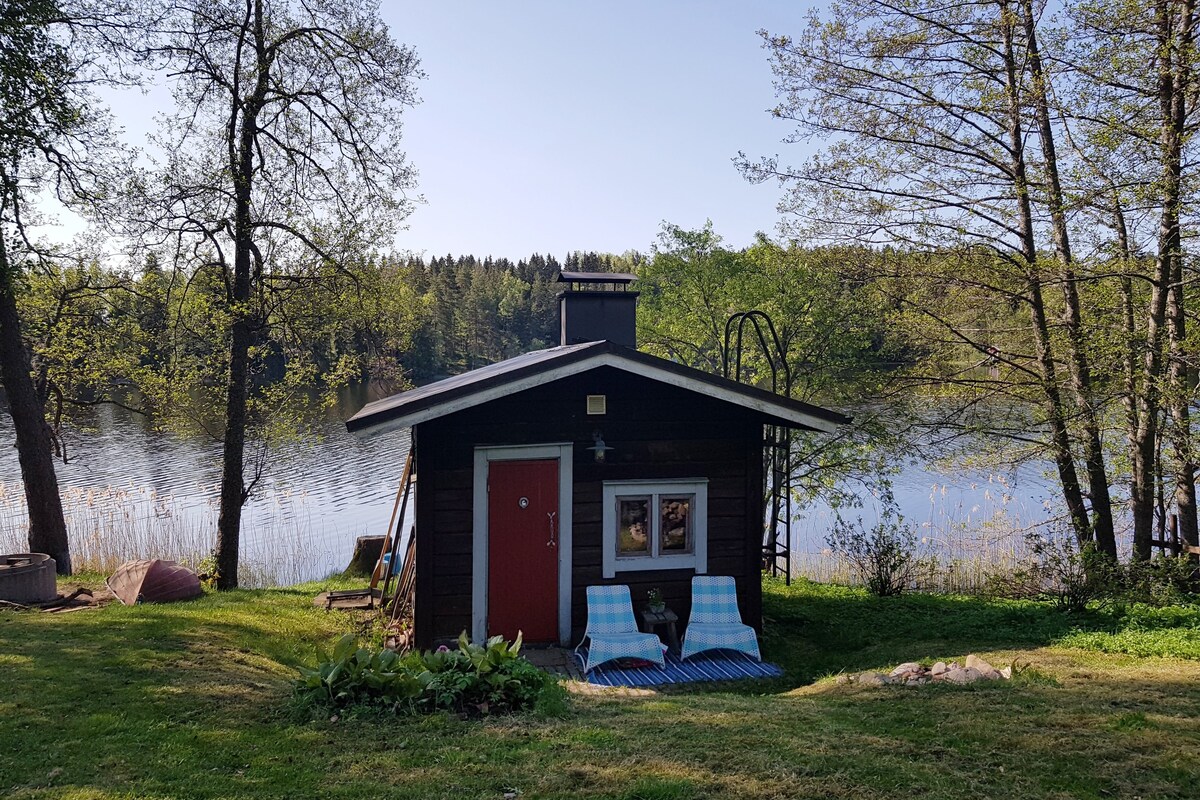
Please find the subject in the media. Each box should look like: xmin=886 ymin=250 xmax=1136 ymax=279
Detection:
xmin=617 ymin=496 xmax=651 ymax=555
xmin=660 ymin=495 xmax=692 ymax=553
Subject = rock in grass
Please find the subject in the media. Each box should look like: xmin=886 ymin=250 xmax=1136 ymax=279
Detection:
xmin=942 ymin=667 xmax=983 ymax=684
xmin=858 ymin=671 xmax=891 ymax=687
xmin=965 ymin=654 xmax=1001 ymax=678
xmin=890 ymin=662 xmax=922 ymax=678
xmin=931 ymin=661 xmax=948 ymax=676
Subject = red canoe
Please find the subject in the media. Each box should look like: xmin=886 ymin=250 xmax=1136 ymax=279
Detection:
xmin=107 ymin=559 xmax=203 ymax=605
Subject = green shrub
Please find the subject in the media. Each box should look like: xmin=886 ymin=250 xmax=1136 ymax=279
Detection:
xmin=826 ymin=491 xmax=932 ymax=596
xmin=1054 ymin=601 xmax=1200 ymax=659
xmin=295 ymin=631 xmax=561 ymax=716
xmin=990 ymin=528 xmax=1197 ymax=611
xmin=986 ymin=529 xmax=1114 ymax=613
xmin=1117 ymin=555 xmax=1196 ymax=607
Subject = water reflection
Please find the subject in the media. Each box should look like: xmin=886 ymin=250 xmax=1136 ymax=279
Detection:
xmin=0 ymin=383 xmax=409 ymax=584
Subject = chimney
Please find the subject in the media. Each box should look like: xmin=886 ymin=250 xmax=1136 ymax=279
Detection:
xmin=557 ymin=271 xmax=639 ymax=347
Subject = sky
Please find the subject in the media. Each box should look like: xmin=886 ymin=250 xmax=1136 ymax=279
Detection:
xmin=63 ymin=2 xmax=817 ymax=264
xmin=375 ymin=1 xmax=812 ymax=261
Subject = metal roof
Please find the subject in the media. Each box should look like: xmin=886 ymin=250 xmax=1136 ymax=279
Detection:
xmin=346 ymin=341 xmax=851 ymax=436
xmin=557 ymin=271 xmax=638 ymax=284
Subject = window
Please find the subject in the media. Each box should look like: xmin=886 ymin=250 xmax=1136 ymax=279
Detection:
xmin=602 ymin=480 xmax=708 ymax=578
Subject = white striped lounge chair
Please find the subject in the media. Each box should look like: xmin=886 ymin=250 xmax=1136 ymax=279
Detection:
xmin=575 ymin=584 xmax=667 ymax=673
xmin=680 ymin=575 xmax=761 ymax=662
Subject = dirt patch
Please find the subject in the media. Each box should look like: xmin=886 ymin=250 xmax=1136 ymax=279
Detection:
xmin=0 ymin=584 xmax=115 ymax=613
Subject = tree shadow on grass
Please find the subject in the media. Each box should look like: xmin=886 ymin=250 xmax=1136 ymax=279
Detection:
xmin=578 ymin=664 xmax=1200 ymax=800
xmin=658 ymin=579 xmax=1129 ymax=696
xmin=0 ymin=602 xmax=355 ymax=798
xmin=4 ymin=584 xmax=1200 ymax=800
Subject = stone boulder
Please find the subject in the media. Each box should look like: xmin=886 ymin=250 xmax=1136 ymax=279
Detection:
xmin=965 ymin=654 xmax=1002 ymax=680
xmin=942 ymin=666 xmax=982 ymax=684
xmin=858 ymin=671 xmax=891 ymax=687
xmin=890 ymin=662 xmax=923 ymax=678
xmin=839 ymin=655 xmax=1016 ymax=688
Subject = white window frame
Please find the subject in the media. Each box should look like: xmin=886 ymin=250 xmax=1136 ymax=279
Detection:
xmin=602 ymin=479 xmax=708 ymax=578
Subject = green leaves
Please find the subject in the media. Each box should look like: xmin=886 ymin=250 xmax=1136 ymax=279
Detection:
xmin=294 ymin=630 xmax=554 ymax=716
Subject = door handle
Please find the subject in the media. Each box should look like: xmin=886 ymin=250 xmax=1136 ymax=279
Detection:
xmin=546 ymin=511 xmax=557 ymax=548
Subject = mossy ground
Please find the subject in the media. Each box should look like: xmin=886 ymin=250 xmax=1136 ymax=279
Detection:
xmin=2 ymin=575 xmax=1198 ymax=799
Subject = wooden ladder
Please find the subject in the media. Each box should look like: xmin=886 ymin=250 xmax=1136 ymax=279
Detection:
xmin=376 ymin=447 xmax=417 ymax=623
xmin=389 ymin=529 xmax=417 ymax=626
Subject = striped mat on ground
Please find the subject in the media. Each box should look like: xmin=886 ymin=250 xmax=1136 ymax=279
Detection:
xmin=574 ymin=647 xmax=784 ymax=687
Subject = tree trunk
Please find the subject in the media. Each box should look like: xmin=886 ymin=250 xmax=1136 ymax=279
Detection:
xmin=1131 ymin=0 xmax=1191 ymax=561
xmin=1167 ymin=251 xmax=1198 ymax=553
xmin=0 ymin=241 xmax=71 ymax=573
xmin=213 ymin=0 xmax=271 ymax=590
xmin=1000 ymin=0 xmax=1091 ymax=543
xmin=214 ymin=308 xmax=250 ymax=589
xmin=1020 ymin=0 xmax=1117 ymax=557
xmin=1166 ymin=0 xmax=1198 ymax=555
xmin=1113 ymin=211 xmax=1158 ymax=564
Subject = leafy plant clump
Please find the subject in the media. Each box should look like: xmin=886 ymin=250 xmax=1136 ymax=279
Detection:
xmin=988 ymin=529 xmax=1113 ymax=613
xmin=826 ymin=492 xmax=933 ymax=596
xmin=989 ymin=527 xmax=1197 ymax=612
xmin=295 ymin=631 xmax=563 ymax=716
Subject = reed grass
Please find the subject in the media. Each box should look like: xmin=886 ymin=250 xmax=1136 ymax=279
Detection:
xmin=0 ymin=468 xmax=1110 ymax=593
xmin=789 ymin=474 xmax=1084 ymax=592
xmin=0 ymin=481 xmax=337 ymax=587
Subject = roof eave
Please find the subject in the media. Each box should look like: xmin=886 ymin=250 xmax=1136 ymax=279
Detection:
xmin=346 ymin=342 xmax=850 ymax=437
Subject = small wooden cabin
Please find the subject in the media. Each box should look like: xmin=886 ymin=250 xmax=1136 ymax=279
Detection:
xmin=347 ymin=272 xmax=848 ymax=648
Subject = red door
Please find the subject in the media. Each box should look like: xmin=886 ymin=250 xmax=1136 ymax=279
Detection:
xmin=488 ymin=459 xmax=559 ymax=643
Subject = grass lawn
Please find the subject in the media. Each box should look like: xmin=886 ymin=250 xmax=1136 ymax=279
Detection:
xmin=2 ymin=576 xmax=1199 ymax=799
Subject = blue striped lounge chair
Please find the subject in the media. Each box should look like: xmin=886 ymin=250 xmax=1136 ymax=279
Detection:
xmin=576 ymin=584 xmax=667 ymax=673
xmin=680 ymin=575 xmax=761 ymax=662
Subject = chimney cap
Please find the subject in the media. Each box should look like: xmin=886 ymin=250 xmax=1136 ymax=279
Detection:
xmin=557 ymin=270 xmax=637 ymax=287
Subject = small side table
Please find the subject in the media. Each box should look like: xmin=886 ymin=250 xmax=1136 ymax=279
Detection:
xmin=640 ymin=607 xmax=680 ymax=653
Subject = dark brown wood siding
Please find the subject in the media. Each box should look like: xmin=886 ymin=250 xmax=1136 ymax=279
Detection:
xmin=413 ymin=365 xmax=768 ymax=647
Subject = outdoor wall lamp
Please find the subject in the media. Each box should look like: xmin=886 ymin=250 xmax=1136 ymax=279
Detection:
xmin=587 ymin=430 xmax=614 ymax=463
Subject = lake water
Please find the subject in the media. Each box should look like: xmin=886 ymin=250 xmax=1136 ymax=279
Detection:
xmin=0 ymin=384 xmax=411 ymax=585
xmin=0 ymin=386 xmax=1067 ymax=587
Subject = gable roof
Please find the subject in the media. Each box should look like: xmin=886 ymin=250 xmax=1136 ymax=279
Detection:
xmin=345 ymin=340 xmax=851 ymax=435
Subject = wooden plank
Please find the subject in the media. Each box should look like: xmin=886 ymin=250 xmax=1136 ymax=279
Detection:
xmin=413 ymin=428 xmax=435 ymax=649
xmin=434 ymin=533 xmax=473 ymax=556
xmin=708 ymin=497 xmax=748 ymax=518
xmin=572 ymin=501 xmax=603 ymax=525
xmin=432 ymin=552 xmax=472 ymax=575
xmin=432 ymin=577 xmax=470 ymax=598
xmin=745 ymin=420 xmax=765 ymax=632
xmin=707 ymin=539 xmax=746 ymax=557
xmin=437 ymin=468 xmax=474 ymax=490
xmin=432 ymin=489 xmax=472 ymax=512
xmin=369 ymin=451 xmax=412 ymax=590
xmin=708 ymin=556 xmax=749 ymax=575
xmin=432 ymin=508 xmax=473 ymax=530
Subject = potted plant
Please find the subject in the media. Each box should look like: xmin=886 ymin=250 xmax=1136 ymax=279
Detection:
xmin=647 ymin=588 xmax=666 ymax=613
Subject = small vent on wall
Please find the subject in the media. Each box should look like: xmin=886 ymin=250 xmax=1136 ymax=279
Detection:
xmin=586 ymin=394 xmax=607 ymax=415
